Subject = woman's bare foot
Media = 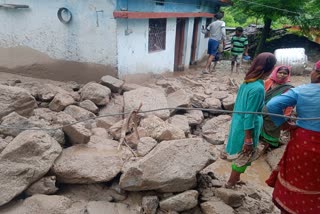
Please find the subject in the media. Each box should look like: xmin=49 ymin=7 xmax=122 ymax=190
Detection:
xmin=220 ymin=151 xmax=228 ymax=159
xmin=225 ymin=170 xmax=241 ymax=189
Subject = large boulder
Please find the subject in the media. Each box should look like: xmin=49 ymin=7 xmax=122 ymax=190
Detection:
xmin=159 ymin=190 xmax=199 ymax=212
xmin=185 ymin=110 xmax=204 ymax=126
xmin=64 ymin=105 xmax=95 ymax=121
xmin=0 ymin=195 xmax=72 ymax=214
xmin=215 ymin=188 xmax=245 ymax=208
xmin=59 ymin=182 xmax=128 ymax=203
xmin=203 ymin=97 xmax=222 ymax=109
xmin=49 ymin=93 xmax=76 ymax=112
xmin=98 ymin=95 xmax=124 ymax=126
xmin=0 ymin=112 xmax=65 ymax=145
xmin=142 ymin=196 xmax=159 ymax=214
xmin=0 ymin=138 xmax=8 ymax=153
xmin=0 ymin=131 xmax=62 ymax=206
xmin=140 ymin=115 xmax=185 ymax=141
xmin=211 ymin=91 xmax=229 ymax=100
xmin=52 ymin=138 xmax=130 ymax=184
xmin=167 ymin=115 xmax=190 ymax=134
xmin=79 ymin=100 xmax=99 ymax=114
xmin=63 ymin=123 xmax=92 ymax=145
xmin=31 ymin=108 xmax=76 ymax=127
xmin=124 ymin=87 xmax=170 ymax=119
xmin=202 ymin=115 xmax=231 ymax=145
xmin=137 ymin=137 xmax=158 ymax=157
xmin=0 ymin=112 xmax=41 ymax=137
xmin=80 ymin=82 xmax=111 ymax=106
xmin=221 ymin=94 xmax=236 ymax=111
xmin=201 ymin=201 xmax=234 ymax=214
xmin=0 ymin=85 xmax=37 ymax=119
xmin=86 ymin=201 xmax=139 ymax=214
xmin=119 ymin=138 xmax=215 ymax=192
xmin=25 ymin=176 xmax=58 ymax=196
xmin=16 ymin=82 xmax=78 ymax=102
xmin=166 ymin=89 xmax=192 ymax=109
xmin=100 ymin=75 xmax=124 ymax=93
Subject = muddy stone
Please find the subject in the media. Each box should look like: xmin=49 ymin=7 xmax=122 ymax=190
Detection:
xmin=142 ymin=196 xmax=159 ymax=214
xmin=159 ymin=190 xmax=199 ymax=212
xmin=0 ymin=131 xmax=62 ymax=206
xmin=0 ymin=85 xmax=37 ymax=119
xmin=201 ymin=200 xmax=234 ymax=214
xmin=80 ymin=82 xmax=111 ymax=106
xmin=124 ymin=87 xmax=170 ymax=120
xmin=215 ymin=188 xmax=245 ymax=208
xmin=100 ymin=75 xmax=124 ymax=93
xmin=25 ymin=176 xmax=58 ymax=196
xmin=120 ymin=138 xmax=215 ymax=192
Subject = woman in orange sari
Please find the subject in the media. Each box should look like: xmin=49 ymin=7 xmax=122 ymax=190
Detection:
xmin=265 ymin=60 xmax=320 ymax=214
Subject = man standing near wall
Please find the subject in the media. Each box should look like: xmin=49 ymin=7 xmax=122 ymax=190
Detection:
xmin=202 ymin=12 xmax=226 ymax=74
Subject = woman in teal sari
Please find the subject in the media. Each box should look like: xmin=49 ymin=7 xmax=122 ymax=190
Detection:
xmin=225 ymin=52 xmax=277 ymax=188
xmin=260 ymin=66 xmax=293 ymax=149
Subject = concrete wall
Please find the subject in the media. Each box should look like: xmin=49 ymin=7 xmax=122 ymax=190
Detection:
xmin=117 ymin=18 xmax=176 ymax=76
xmin=197 ymin=18 xmax=210 ymax=60
xmin=0 ymin=0 xmax=117 ymax=68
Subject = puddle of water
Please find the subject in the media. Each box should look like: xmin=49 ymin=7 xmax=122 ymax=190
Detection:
xmin=203 ymin=155 xmax=272 ymax=188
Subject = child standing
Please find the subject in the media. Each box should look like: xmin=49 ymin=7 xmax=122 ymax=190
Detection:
xmin=231 ymin=27 xmax=248 ymax=73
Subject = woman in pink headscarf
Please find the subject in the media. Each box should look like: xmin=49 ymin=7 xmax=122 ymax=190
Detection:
xmin=260 ymin=65 xmax=294 ymax=148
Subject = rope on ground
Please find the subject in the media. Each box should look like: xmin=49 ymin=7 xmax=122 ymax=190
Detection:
xmin=1 ymin=107 xmax=320 ymax=132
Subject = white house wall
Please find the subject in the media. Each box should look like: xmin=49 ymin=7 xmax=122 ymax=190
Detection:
xmin=0 ymin=0 xmax=117 ymax=67
xmin=183 ymin=18 xmax=194 ymax=68
xmin=197 ymin=18 xmax=209 ymax=60
xmin=117 ymin=18 xmax=176 ymax=77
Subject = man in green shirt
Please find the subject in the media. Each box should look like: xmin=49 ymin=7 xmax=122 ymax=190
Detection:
xmin=231 ymin=27 xmax=249 ymax=73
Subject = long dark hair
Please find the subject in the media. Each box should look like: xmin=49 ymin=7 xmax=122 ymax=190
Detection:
xmin=244 ymin=52 xmax=277 ymax=82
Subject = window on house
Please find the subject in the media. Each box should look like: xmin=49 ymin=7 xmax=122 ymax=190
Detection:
xmin=148 ymin=19 xmax=166 ymax=53
xmin=205 ymin=18 xmax=212 ymax=38
xmin=156 ymin=0 xmax=165 ymax=6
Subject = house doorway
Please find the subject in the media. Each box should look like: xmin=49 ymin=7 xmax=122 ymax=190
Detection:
xmin=190 ymin=18 xmax=200 ymax=65
xmin=174 ymin=18 xmax=187 ymax=71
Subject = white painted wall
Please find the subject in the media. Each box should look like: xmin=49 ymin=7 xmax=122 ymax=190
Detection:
xmin=197 ymin=18 xmax=209 ymax=60
xmin=0 ymin=0 xmax=117 ymax=67
xmin=117 ymin=18 xmax=176 ymax=76
xmin=183 ymin=18 xmax=194 ymax=68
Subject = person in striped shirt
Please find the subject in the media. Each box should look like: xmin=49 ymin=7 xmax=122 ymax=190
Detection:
xmin=231 ymin=27 xmax=249 ymax=73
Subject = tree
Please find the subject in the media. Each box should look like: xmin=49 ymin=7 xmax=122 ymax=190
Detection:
xmin=231 ymin=0 xmax=305 ymax=55
xmin=295 ymin=0 xmax=320 ymax=29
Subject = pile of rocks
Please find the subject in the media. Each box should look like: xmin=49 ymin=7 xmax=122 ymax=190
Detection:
xmin=0 ymin=73 xmax=278 ymax=213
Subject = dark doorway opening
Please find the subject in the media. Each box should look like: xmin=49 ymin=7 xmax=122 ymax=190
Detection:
xmin=174 ymin=18 xmax=187 ymax=71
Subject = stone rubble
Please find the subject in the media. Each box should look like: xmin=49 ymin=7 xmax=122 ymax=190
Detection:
xmin=0 ymin=73 xmax=281 ymax=213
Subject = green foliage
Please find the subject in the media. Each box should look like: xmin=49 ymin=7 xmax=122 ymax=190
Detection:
xmin=223 ymin=0 xmax=314 ymax=55
xmin=231 ymin=0 xmax=304 ymax=20
xmin=223 ymin=7 xmax=272 ymax=28
xmin=293 ymin=0 xmax=320 ymax=29
xmin=222 ymin=50 xmax=232 ymax=60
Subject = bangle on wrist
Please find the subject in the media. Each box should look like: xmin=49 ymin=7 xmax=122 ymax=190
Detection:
xmin=244 ymin=141 xmax=253 ymax=145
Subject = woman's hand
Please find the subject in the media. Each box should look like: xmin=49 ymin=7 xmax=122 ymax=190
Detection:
xmin=242 ymin=143 xmax=253 ymax=155
xmin=242 ymin=138 xmax=254 ymax=155
xmin=281 ymin=121 xmax=297 ymax=131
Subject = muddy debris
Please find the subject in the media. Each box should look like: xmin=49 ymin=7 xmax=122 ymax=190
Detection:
xmin=0 ymin=70 xmax=285 ymax=213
